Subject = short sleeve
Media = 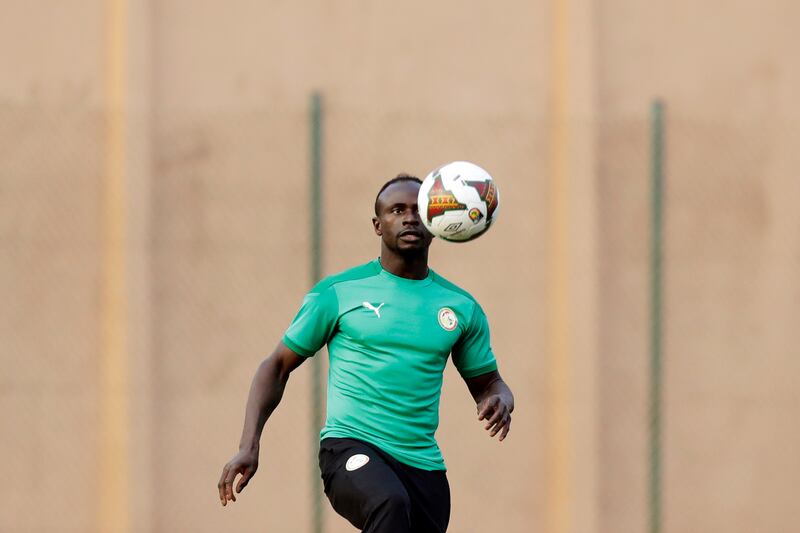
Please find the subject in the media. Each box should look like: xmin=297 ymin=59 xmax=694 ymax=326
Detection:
xmin=451 ymin=303 xmax=498 ymax=378
xmin=282 ymin=286 xmax=339 ymax=357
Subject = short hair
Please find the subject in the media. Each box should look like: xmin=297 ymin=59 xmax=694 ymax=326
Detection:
xmin=374 ymin=174 xmax=422 ymax=215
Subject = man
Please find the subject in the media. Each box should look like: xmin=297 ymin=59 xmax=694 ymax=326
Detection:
xmin=218 ymin=174 xmax=514 ymax=532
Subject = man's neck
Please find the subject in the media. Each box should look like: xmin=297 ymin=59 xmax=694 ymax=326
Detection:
xmin=379 ymin=251 xmax=429 ymax=280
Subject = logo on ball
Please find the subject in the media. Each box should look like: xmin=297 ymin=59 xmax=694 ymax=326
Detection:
xmin=468 ymin=208 xmax=484 ymax=223
xmin=465 ymin=179 xmax=498 ymax=221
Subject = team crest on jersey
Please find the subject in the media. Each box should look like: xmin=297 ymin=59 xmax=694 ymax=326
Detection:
xmin=438 ymin=307 xmax=458 ymax=331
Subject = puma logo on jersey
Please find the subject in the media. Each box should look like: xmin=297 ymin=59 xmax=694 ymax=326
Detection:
xmin=362 ymin=302 xmax=385 ymax=318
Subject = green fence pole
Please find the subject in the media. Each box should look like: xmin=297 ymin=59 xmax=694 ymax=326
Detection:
xmin=649 ymin=99 xmax=665 ymax=533
xmin=310 ymin=91 xmax=324 ymax=533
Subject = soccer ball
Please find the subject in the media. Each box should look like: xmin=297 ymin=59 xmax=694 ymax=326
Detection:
xmin=418 ymin=161 xmax=500 ymax=242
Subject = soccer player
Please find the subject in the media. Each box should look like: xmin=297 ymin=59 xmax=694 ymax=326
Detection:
xmin=218 ymin=175 xmax=514 ymax=533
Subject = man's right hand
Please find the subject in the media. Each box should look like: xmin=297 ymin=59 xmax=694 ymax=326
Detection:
xmin=218 ymin=449 xmax=259 ymax=506
xmin=217 ymin=344 xmax=306 ymax=507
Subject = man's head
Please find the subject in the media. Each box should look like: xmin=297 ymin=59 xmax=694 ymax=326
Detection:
xmin=372 ymin=174 xmax=433 ymax=255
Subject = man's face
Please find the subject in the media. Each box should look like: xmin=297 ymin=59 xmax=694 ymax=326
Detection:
xmin=373 ymin=181 xmax=433 ymax=253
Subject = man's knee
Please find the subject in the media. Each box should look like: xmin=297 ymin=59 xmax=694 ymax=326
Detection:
xmin=380 ymin=489 xmax=411 ymax=514
xmin=365 ymin=488 xmax=411 ymax=531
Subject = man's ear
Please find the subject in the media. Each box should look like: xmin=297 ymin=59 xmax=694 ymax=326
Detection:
xmin=372 ymin=216 xmax=382 ymax=236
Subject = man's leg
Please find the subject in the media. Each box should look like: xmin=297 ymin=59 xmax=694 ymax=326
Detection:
xmin=393 ymin=463 xmax=450 ymax=533
xmin=319 ymin=438 xmax=412 ymax=533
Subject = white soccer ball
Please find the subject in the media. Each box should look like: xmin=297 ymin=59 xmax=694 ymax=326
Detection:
xmin=418 ymin=161 xmax=500 ymax=242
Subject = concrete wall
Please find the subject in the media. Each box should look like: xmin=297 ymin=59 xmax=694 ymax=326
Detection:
xmin=1 ymin=1 xmax=798 ymax=532
xmin=1 ymin=2 xmax=105 ymax=532
xmin=597 ymin=2 xmax=800 ymax=532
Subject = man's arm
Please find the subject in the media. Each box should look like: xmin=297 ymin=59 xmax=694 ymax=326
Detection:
xmin=463 ymin=370 xmax=515 ymax=441
xmin=217 ymin=342 xmax=307 ymax=506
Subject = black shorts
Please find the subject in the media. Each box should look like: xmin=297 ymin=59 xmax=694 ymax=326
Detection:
xmin=318 ymin=437 xmax=451 ymax=533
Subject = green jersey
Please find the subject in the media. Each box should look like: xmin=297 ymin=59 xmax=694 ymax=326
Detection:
xmin=283 ymin=258 xmax=497 ymax=471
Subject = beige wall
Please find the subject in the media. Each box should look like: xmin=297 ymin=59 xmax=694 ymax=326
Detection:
xmin=597 ymin=2 xmax=800 ymax=532
xmin=1 ymin=2 xmax=105 ymax=532
xmin=1 ymin=1 xmax=798 ymax=532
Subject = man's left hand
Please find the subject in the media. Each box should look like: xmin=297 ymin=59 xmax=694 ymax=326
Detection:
xmin=476 ymin=394 xmax=512 ymax=441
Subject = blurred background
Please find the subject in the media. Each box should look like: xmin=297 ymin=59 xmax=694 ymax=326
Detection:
xmin=2 ymin=1 xmax=799 ymax=532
